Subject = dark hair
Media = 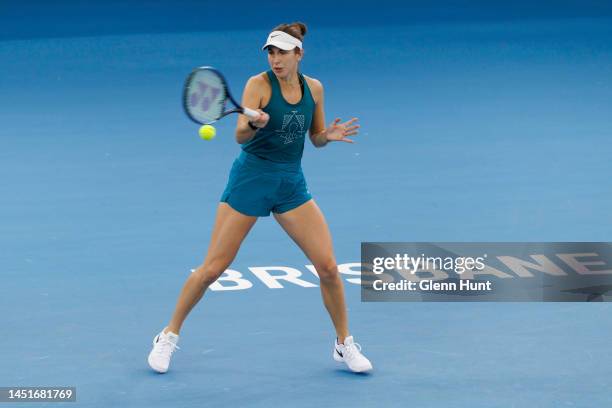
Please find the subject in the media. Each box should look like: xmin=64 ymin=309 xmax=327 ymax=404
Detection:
xmin=272 ymin=22 xmax=307 ymax=42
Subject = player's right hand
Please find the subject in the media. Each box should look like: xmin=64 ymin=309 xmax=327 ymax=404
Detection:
xmin=249 ymin=109 xmax=270 ymax=129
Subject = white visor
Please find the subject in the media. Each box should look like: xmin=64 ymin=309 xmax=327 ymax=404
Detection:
xmin=262 ymin=30 xmax=303 ymax=51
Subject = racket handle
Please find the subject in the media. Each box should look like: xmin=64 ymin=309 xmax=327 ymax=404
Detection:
xmin=242 ymin=107 xmax=260 ymax=120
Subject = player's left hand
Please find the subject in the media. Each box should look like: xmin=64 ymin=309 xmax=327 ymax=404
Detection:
xmin=326 ymin=118 xmax=360 ymax=143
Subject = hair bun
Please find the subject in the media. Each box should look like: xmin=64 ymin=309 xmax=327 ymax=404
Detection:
xmin=272 ymin=22 xmax=308 ymax=41
xmin=290 ymin=22 xmax=307 ymax=37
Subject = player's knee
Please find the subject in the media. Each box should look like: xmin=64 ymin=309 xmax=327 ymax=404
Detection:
xmin=194 ymin=259 xmax=230 ymax=287
xmin=315 ymin=259 xmax=339 ymax=282
xmin=194 ymin=267 xmax=222 ymax=288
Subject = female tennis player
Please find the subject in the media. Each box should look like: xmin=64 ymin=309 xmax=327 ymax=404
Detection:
xmin=148 ymin=22 xmax=372 ymax=373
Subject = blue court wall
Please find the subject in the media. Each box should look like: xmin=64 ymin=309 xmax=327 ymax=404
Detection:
xmin=3 ymin=0 xmax=612 ymax=40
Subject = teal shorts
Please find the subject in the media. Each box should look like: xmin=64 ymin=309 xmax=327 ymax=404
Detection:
xmin=220 ymin=151 xmax=312 ymax=217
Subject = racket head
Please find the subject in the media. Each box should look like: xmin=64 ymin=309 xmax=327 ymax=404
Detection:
xmin=183 ymin=66 xmax=232 ymax=125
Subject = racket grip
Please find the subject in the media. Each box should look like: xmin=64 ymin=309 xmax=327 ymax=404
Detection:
xmin=242 ymin=107 xmax=260 ymax=120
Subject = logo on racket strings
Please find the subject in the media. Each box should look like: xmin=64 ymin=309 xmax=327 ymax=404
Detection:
xmin=190 ymin=81 xmax=222 ymax=112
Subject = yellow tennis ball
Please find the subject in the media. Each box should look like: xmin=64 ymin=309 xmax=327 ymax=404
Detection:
xmin=199 ymin=124 xmax=216 ymax=140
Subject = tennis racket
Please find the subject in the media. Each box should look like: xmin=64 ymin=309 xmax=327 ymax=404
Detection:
xmin=182 ymin=66 xmax=259 ymax=125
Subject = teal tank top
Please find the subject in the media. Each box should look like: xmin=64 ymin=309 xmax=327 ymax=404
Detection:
xmin=242 ymin=70 xmax=315 ymax=163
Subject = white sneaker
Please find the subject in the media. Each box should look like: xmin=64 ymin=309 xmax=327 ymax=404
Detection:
xmin=147 ymin=328 xmax=180 ymax=373
xmin=333 ymin=336 xmax=373 ymax=373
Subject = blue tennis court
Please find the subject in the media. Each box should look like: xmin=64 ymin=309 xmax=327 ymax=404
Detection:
xmin=2 ymin=2 xmax=612 ymax=406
